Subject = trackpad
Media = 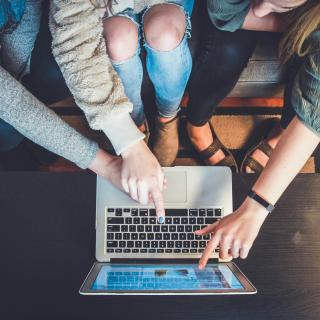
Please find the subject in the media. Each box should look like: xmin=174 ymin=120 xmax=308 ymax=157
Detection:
xmin=163 ymin=171 xmax=187 ymax=203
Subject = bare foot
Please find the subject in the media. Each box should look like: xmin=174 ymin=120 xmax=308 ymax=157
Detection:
xmin=187 ymin=122 xmax=225 ymax=165
xmin=246 ymin=122 xmax=284 ymax=173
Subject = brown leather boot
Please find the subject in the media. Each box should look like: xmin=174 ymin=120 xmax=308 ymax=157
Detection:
xmin=152 ymin=116 xmax=179 ymax=167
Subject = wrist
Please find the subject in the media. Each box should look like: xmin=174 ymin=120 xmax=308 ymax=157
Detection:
xmin=88 ymin=148 xmax=114 ymax=178
xmin=241 ymin=197 xmax=269 ymax=221
xmin=121 ymin=140 xmax=145 ymax=159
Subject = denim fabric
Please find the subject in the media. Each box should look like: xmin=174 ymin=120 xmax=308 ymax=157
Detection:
xmin=107 ymin=0 xmax=194 ymax=126
xmin=0 ymin=0 xmax=41 ymax=150
xmin=0 ymin=0 xmax=25 ymax=33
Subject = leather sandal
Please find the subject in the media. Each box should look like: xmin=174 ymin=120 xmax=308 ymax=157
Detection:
xmin=196 ymin=122 xmax=239 ymax=173
xmin=241 ymin=118 xmax=279 ymax=173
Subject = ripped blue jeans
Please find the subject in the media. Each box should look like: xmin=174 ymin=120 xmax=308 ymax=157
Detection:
xmin=104 ymin=1 xmax=194 ymax=126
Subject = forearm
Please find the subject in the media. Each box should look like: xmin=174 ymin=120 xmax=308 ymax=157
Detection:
xmin=49 ymin=0 xmax=144 ymax=155
xmin=252 ymin=117 xmax=320 ymax=205
xmin=242 ymin=7 xmax=284 ymax=32
xmin=0 ymin=66 xmax=99 ymax=169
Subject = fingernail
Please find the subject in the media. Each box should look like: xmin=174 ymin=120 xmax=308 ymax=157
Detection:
xmin=198 ymin=263 xmax=203 ymax=270
xmin=158 ymin=216 xmax=165 ymax=224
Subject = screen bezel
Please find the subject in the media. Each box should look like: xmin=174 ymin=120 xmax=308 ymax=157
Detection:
xmin=79 ymin=262 xmax=257 ymax=295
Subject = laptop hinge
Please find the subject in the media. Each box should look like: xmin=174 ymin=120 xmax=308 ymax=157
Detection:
xmin=110 ymin=258 xmax=220 ymax=264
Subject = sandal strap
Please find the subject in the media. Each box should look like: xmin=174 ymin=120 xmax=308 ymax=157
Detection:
xmin=258 ymin=140 xmax=274 ymax=158
xmin=245 ymin=156 xmax=264 ymax=173
xmin=198 ymin=139 xmax=223 ymax=161
xmin=216 ymin=154 xmax=237 ymax=170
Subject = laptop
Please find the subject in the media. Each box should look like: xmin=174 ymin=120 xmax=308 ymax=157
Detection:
xmin=80 ymin=166 xmax=257 ymax=295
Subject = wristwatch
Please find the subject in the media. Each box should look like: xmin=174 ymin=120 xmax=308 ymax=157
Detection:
xmin=248 ymin=190 xmax=275 ymax=214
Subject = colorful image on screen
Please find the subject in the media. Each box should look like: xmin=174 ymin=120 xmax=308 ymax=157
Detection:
xmin=92 ymin=264 xmax=243 ymax=291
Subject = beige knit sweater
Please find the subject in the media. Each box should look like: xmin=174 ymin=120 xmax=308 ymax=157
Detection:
xmin=50 ymin=1 xmax=169 ymax=155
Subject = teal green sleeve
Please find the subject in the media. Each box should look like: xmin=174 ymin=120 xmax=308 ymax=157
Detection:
xmin=291 ymin=51 xmax=320 ymax=137
xmin=207 ymin=0 xmax=251 ymax=32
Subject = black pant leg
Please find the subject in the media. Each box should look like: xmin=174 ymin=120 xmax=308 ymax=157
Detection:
xmin=187 ymin=14 xmax=259 ymax=126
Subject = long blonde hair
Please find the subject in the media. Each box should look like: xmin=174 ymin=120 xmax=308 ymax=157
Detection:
xmin=279 ymin=0 xmax=320 ymax=63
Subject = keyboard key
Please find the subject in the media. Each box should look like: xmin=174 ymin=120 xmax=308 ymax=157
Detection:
xmin=169 ymin=226 xmax=176 ymax=232
xmin=198 ymin=248 xmax=204 ymax=253
xmin=190 ymin=249 xmax=197 ymax=253
xmin=146 ymin=225 xmax=152 ymax=232
xmin=141 ymin=218 xmax=148 ymax=224
xmin=124 ymin=249 xmax=131 ymax=253
xmin=153 ymin=225 xmax=160 ymax=232
xmin=139 ymin=209 xmax=148 ymax=216
xmin=137 ymin=226 xmax=144 ymax=232
xmin=134 ymin=241 xmax=142 ymax=248
xmin=129 ymin=225 xmax=136 ymax=232
xmin=165 ymin=217 xmax=172 ymax=224
xmin=179 ymin=234 xmax=186 ymax=240
xmin=107 ymin=217 xmax=124 ymax=224
xmin=183 ymin=241 xmax=190 ymax=248
xmin=174 ymin=249 xmax=181 ymax=253
xmin=149 ymin=249 xmax=156 ymax=253
xmin=155 ymin=233 xmax=162 ymax=240
xmin=193 ymin=225 xmax=201 ymax=232
xmin=199 ymin=241 xmax=207 ymax=248
xmin=167 ymin=209 xmax=188 ymax=216
xmin=157 ymin=249 xmax=164 ymax=253
xmin=205 ymin=218 xmax=217 ymax=224
xmin=189 ymin=218 xmax=196 ymax=224
xmin=143 ymin=241 xmax=150 ymax=248
xmin=203 ymin=234 xmax=210 ymax=240
xmin=185 ymin=225 xmax=192 ymax=232
xmin=207 ymin=209 xmax=214 ymax=216
xmin=175 ymin=241 xmax=182 ymax=248
xmin=182 ymin=249 xmax=189 ymax=253
xmin=161 ymin=225 xmax=168 ymax=232
xmin=171 ymin=233 xmax=178 ymax=240
xmin=199 ymin=209 xmax=206 ymax=216
xmin=149 ymin=209 xmax=156 ymax=216
xmin=147 ymin=233 xmax=154 ymax=240
xmin=151 ymin=241 xmax=158 ymax=248
xmin=124 ymin=208 xmax=130 ymax=213
xmin=115 ymin=208 xmax=122 ymax=216
xmin=107 ymin=249 xmax=114 ymax=253
xmin=115 ymin=249 xmax=122 ymax=253
xmin=149 ymin=217 xmax=157 ymax=224
xmin=107 ymin=225 xmax=120 ymax=232
xmin=127 ymin=241 xmax=134 ymax=248
xmin=215 ymin=248 xmax=220 ymax=252
xmin=140 ymin=249 xmax=147 ymax=253
xmin=119 ymin=241 xmax=126 ymax=247
xmin=173 ymin=218 xmax=180 ymax=224
xmin=107 ymin=241 xmax=117 ymax=247
xmin=197 ymin=218 xmax=204 ymax=225
xmin=163 ymin=233 xmax=170 ymax=240
xmin=177 ymin=225 xmax=184 ymax=232
xmin=215 ymin=209 xmax=222 ymax=217
xmin=139 ymin=233 xmax=146 ymax=240
xmin=187 ymin=233 xmax=194 ymax=240
xmin=181 ymin=218 xmax=188 ymax=224
xmin=123 ymin=233 xmax=130 ymax=240
xmin=189 ymin=209 xmax=198 ymax=216
xmin=191 ymin=241 xmax=198 ymax=248
xmin=107 ymin=208 xmax=115 ymax=213
xmin=125 ymin=218 xmax=132 ymax=224
xmin=131 ymin=209 xmax=138 ymax=216
xmin=167 ymin=241 xmax=174 ymax=248
xmin=133 ymin=218 xmax=140 ymax=224
xmin=121 ymin=225 xmax=128 ymax=232
xmin=159 ymin=241 xmax=166 ymax=248
xmin=131 ymin=233 xmax=138 ymax=240
xmin=107 ymin=233 xmax=114 ymax=240
xmin=133 ymin=249 xmax=139 ymax=253
xmin=165 ymin=249 xmax=173 ymax=253
xmin=115 ymin=233 xmax=122 ymax=240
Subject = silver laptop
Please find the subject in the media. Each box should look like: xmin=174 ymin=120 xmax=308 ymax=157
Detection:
xmin=80 ymin=166 xmax=257 ymax=295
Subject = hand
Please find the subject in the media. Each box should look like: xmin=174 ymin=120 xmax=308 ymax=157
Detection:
xmin=88 ymin=148 xmax=125 ymax=192
xmin=196 ymin=198 xmax=269 ymax=269
xmin=121 ymin=140 xmax=165 ymax=221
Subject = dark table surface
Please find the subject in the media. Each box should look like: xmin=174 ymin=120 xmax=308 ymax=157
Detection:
xmin=0 ymin=172 xmax=319 ymax=320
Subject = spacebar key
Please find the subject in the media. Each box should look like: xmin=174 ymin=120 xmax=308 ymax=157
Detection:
xmin=166 ymin=209 xmax=188 ymax=216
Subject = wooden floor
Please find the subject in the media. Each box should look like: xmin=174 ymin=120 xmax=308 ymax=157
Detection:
xmin=44 ymin=96 xmax=319 ymax=173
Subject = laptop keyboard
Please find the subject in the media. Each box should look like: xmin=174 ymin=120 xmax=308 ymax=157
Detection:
xmin=106 ymin=208 xmax=222 ymax=255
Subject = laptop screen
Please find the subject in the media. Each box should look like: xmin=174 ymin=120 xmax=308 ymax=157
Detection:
xmin=91 ymin=264 xmax=243 ymax=291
